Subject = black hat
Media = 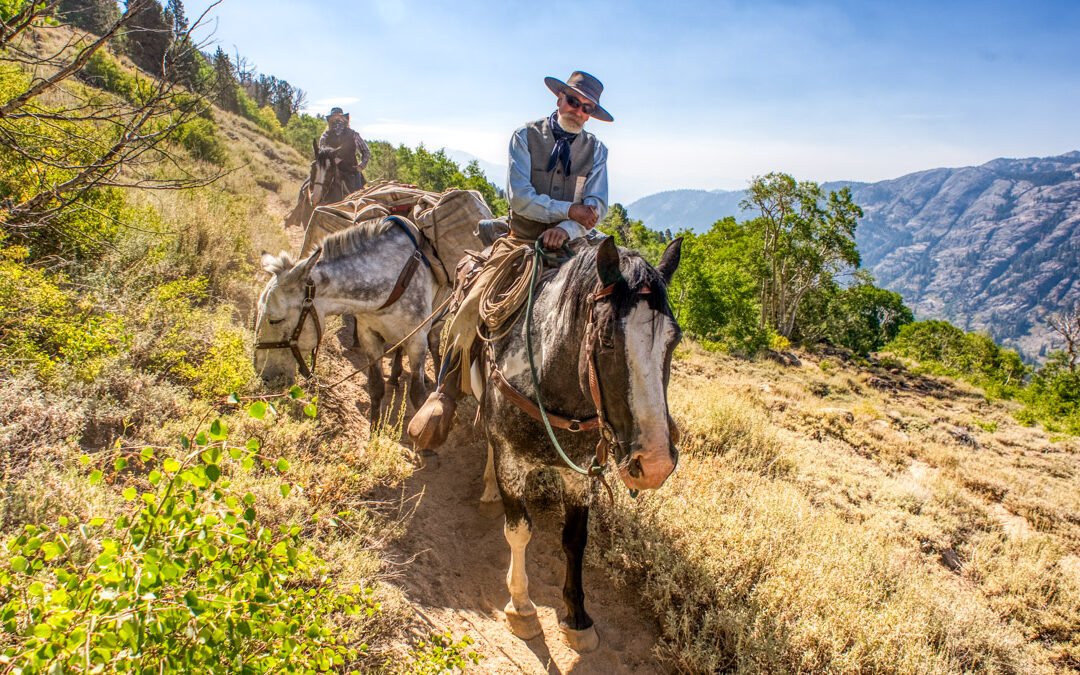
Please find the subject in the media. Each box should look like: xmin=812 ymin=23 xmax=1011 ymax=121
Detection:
xmin=544 ymin=71 xmax=613 ymax=122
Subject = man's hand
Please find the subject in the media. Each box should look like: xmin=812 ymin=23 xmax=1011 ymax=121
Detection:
xmin=569 ymin=203 xmax=598 ymax=229
xmin=540 ymin=227 xmax=570 ymax=250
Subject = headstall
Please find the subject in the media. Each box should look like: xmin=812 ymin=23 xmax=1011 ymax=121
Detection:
xmin=254 ymin=277 xmax=323 ymax=379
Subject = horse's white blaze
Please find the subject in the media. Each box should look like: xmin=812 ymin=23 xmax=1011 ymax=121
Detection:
xmin=622 ymin=302 xmax=676 ymax=453
xmin=503 ymin=520 xmax=535 ymax=615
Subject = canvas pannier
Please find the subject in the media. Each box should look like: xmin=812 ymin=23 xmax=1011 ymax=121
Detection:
xmin=298 ymin=180 xmax=493 ymax=287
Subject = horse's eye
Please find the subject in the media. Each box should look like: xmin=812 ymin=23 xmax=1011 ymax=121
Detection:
xmin=267 ymin=318 xmax=284 ymax=325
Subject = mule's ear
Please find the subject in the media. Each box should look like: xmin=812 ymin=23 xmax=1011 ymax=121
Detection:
xmin=595 ymin=236 xmax=622 ymax=286
xmin=312 ymin=137 xmax=319 ymax=157
xmin=261 ymin=250 xmax=291 ymax=276
xmin=656 ymin=236 xmax=683 ymax=285
xmin=293 ymin=246 xmax=322 ymax=280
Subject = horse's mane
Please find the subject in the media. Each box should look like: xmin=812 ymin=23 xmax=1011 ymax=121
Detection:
xmin=557 ymin=243 xmax=674 ymax=319
xmin=318 ymin=218 xmax=400 ymax=262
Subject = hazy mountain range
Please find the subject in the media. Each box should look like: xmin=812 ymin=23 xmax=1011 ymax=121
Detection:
xmin=627 ymin=152 xmax=1080 ymax=360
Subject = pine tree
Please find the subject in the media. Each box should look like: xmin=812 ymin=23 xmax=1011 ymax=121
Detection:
xmin=163 ymin=0 xmax=187 ymax=33
xmin=124 ymin=0 xmax=171 ymax=75
xmin=212 ymin=47 xmax=239 ymax=113
xmin=56 ymin=0 xmax=120 ymax=35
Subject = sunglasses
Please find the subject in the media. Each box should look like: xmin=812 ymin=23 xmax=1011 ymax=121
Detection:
xmin=564 ymin=93 xmax=596 ymax=115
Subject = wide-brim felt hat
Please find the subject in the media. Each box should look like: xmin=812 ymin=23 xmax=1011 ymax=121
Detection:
xmin=327 ymin=107 xmax=349 ymax=121
xmin=544 ymin=71 xmax=613 ymax=122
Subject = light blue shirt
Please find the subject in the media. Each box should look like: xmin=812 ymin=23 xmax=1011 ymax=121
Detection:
xmin=506 ymin=120 xmax=609 ymax=239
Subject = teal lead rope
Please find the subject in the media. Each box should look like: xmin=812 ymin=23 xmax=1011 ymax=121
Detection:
xmin=524 ymin=240 xmax=594 ymax=477
xmin=523 ymin=240 xmax=638 ymax=499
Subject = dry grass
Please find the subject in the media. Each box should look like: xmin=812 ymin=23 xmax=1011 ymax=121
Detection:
xmin=598 ymin=346 xmax=1080 ymax=673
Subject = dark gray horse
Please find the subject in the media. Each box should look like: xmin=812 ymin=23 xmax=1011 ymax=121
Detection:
xmin=254 ymin=220 xmax=439 ymax=422
xmin=481 ymin=236 xmax=682 ymax=652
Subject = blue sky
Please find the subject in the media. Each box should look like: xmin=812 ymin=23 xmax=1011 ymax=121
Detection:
xmin=187 ymin=0 xmax=1080 ymax=203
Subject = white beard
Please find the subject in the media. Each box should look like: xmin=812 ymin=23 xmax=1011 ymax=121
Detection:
xmin=556 ymin=112 xmax=585 ymax=134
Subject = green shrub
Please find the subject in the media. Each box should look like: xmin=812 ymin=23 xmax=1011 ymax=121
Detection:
xmin=132 ymin=277 xmax=256 ymax=395
xmin=0 ymin=245 xmax=127 ymax=382
xmin=885 ymin=320 xmax=1027 ymax=392
xmin=284 ymin=113 xmax=324 ymax=156
xmin=0 ymin=409 xmax=371 ymax=673
xmin=172 ymin=117 xmax=229 ymax=165
xmin=398 ymin=632 xmax=481 ymax=674
xmin=237 ymin=90 xmax=284 ymax=139
xmin=82 ymin=50 xmax=139 ymax=99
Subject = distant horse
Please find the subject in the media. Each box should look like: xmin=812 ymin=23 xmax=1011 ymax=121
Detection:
xmin=481 ymin=236 xmax=682 ymax=651
xmin=283 ymin=138 xmax=359 ymax=230
xmin=254 ymin=219 xmax=439 ymax=423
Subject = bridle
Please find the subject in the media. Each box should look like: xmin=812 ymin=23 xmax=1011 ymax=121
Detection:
xmin=254 ymin=276 xmax=323 ymax=379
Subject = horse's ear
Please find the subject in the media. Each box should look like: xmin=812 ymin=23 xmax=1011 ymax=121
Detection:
xmin=261 ymin=250 xmax=292 ymax=276
xmin=595 ymin=236 xmax=622 ymax=286
xmin=312 ymin=137 xmax=319 ymax=157
xmin=656 ymin=236 xmax=683 ymax=285
xmin=297 ymin=246 xmax=322 ymax=277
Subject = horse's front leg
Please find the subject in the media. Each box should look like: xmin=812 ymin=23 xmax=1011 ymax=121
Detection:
xmin=496 ymin=452 xmax=541 ymax=640
xmin=560 ymin=501 xmax=598 ymax=652
xmin=480 ymin=443 xmax=500 ymax=504
xmin=356 ymin=328 xmax=386 ymax=429
xmin=405 ymin=334 xmax=428 ymax=410
xmin=503 ymin=500 xmax=542 ymax=640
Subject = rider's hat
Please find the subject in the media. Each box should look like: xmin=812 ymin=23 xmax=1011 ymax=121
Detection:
xmin=327 ymin=107 xmax=349 ymax=122
xmin=544 ymin=71 xmax=613 ymax=122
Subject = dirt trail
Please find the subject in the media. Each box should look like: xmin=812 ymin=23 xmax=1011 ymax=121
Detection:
xmin=384 ymin=418 xmax=665 ymax=674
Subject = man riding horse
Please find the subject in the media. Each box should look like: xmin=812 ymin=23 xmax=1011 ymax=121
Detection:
xmin=408 ymin=70 xmax=612 ymax=449
xmin=319 ymin=107 xmax=370 ymax=194
xmin=283 ymin=107 xmax=371 ymax=229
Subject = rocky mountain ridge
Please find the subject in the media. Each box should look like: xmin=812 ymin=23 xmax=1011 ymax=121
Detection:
xmin=627 ymin=152 xmax=1080 ymax=360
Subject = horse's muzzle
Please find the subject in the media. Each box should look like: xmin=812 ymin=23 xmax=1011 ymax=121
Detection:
xmin=618 ymin=444 xmax=678 ymax=491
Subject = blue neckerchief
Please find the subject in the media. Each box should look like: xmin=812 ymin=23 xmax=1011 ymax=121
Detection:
xmin=545 ymin=110 xmax=578 ymax=174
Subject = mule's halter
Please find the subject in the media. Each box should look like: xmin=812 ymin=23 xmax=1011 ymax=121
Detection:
xmin=254 ymin=278 xmax=323 ymax=379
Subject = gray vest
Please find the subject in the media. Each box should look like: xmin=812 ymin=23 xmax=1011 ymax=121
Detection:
xmin=509 ymin=117 xmax=596 ymax=240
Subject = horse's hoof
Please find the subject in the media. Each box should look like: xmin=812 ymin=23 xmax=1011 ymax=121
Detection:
xmin=560 ymin=622 xmax=599 ymax=652
xmin=419 ymin=449 xmax=440 ymax=470
xmin=504 ymin=601 xmax=542 ymax=640
xmin=480 ymin=487 xmax=501 ymax=504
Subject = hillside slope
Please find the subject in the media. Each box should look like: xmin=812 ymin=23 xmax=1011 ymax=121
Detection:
xmin=844 ymin=152 xmax=1080 ymax=359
